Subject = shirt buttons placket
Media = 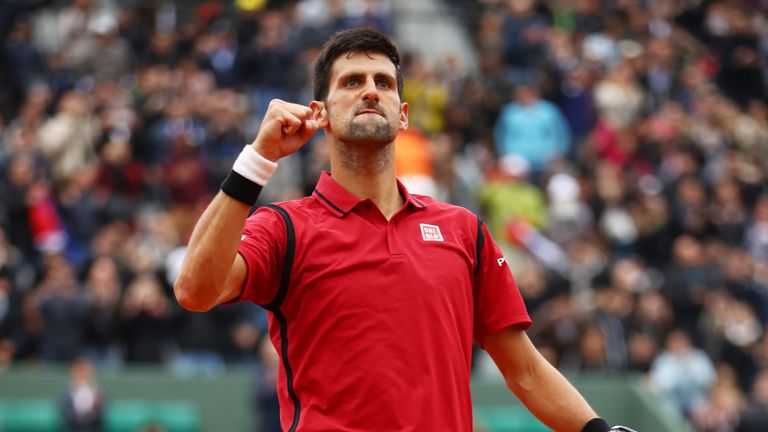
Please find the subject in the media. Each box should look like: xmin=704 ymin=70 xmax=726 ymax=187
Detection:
xmin=386 ymin=215 xmax=404 ymax=257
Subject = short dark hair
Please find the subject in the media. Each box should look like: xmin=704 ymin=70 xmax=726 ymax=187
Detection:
xmin=313 ymin=28 xmax=403 ymax=102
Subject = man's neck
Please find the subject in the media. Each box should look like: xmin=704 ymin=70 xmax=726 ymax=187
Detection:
xmin=329 ymin=141 xmax=404 ymax=220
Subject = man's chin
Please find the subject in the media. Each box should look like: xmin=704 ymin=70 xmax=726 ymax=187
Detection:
xmin=343 ymin=133 xmax=396 ymax=146
xmin=341 ymin=122 xmax=397 ymax=145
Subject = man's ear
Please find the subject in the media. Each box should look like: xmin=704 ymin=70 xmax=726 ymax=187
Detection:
xmin=310 ymin=101 xmax=329 ymax=129
xmin=399 ymin=102 xmax=409 ymax=130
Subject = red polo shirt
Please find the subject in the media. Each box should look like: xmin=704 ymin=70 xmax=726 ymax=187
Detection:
xmin=234 ymin=172 xmax=531 ymax=431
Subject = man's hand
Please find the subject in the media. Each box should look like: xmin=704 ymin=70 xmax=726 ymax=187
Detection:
xmin=252 ymin=99 xmax=322 ymax=162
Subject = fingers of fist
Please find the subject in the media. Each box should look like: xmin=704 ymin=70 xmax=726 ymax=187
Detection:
xmin=266 ymin=100 xmax=318 ymax=137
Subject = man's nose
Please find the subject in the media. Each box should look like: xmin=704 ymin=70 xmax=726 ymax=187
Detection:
xmin=361 ymin=81 xmax=380 ymax=102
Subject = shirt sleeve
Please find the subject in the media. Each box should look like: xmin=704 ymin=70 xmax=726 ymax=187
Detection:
xmin=230 ymin=206 xmax=286 ymax=306
xmin=473 ymin=221 xmax=532 ymax=348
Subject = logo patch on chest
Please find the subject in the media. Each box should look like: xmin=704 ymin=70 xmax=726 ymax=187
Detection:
xmin=420 ymin=223 xmax=444 ymax=242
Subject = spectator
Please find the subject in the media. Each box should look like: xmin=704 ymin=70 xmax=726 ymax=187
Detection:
xmin=632 ymin=288 xmax=674 ymax=343
xmin=82 ymin=256 xmax=123 ymax=370
xmin=170 ymin=304 xmax=235 ymax=377
xmin=746 ymin=195 xmax=768 ymax=262
xmin=477 ymin=154 xmax=547 ymax=243
xmin=721 ymin=247 xmax=768 ymax=326
xmin=650 ymin=330 xmax=716 ymax=416
xmin=144 ymin=94 xmax=207 ymax=168
xmin=698 ymin=290 xmax=762 ymax=391
xmin=93 ymin=129 xmax=152 ymax=221
xmin=625 ymin=330 xmax=658 ymax=373
xmin=201 ymin=89 xmax=248 ymax=188
xmin=710 ymin=4 xmax=767 ymax=108
xmin=592 ymin=62 xmax=645 ymax=129
xmin=741 ymin=369 xmax=768 ymax=431
xmin=59 ymin=357 xmax=104 ymax=432
xmin=0 ymin=274 xmax=20 ymax=371
xmin=120 ymin=274 xmax=173 ymax=364
xmin=554 ymin=66 xmax=595 ymax=157
xmin=394 ymin=127 xmax=435 ymax=197
xmin=663 ymin=234 xmax=716 ymax=337
xmin=2 ymin=14 xmax=47 ymax=103
xmin=37 ymin=91 xmax=101 ymax=189
xmin=35 ymin=254 xmax=88 ymax=362
xmin=669 ymin=174 xmax=709 ymax=238
xmin=239 ymin=10 xmax=298 ymax=116
xmin=197 ymin=19 xmax=241 ymax=88
xmin=689 ymin=364 xmax=745 ymax=432
xmin=80 ymin=13 xmax=132 ymax=83
xmin=493 ymin=83 xmax=572 ymax=177
xmin=710 ymin=176 xmax=748 ymax=245
xmin=560 ymin=323 xmax=612 ymax=373
xmin=162 ymin=128 xmax=211 ymax=207
xmin=544 ymin=171 xmax=593 ymax=245
xmin=403 ymin=59 xmax=449 ymax=135
xmin=2 ymin=153 xmax=41 ymax=261
xmin=430 ymin=133 xmax=480 ymax=213
xmin=499 ymin=0 xmax=550 ymax=81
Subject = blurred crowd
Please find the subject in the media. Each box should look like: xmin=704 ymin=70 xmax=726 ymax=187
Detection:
xmin=0 ymin=0 xmax=767 ymax=430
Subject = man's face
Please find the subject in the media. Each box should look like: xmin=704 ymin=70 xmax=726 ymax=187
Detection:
xmin=316 ymin=51 xmax=408 ymax=146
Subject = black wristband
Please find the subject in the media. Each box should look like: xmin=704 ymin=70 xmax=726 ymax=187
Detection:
xmin=221 ymin=170 xmax=263 ymax=205
xmin=581 ymin=418 xmax=611 ymax=432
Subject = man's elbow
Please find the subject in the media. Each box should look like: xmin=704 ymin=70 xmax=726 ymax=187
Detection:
xmin=173 ymin=277 xmax=214 ymax=312
xmin=506 ymin=366 xmax=537 ymax=395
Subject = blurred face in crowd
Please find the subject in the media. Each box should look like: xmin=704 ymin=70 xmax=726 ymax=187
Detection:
xmin=8 ymin=154 xmax=35 ymax=187
xmin=507 ymin=0 xmax=535 ymax=16
xmin=514 ymin=84 xmax=539 ymax=105
xmin=579 ymin=326 xmax=607 ymax=364
xmin=753 ymin=370 xmax=768 ymax=403
xmin=672 ymin=235 xmax=706 ymax=266
xmin=665 ymin=330 xmax=692 ymax=355
xmin=73 ymin=0 xmax=93 ymax=10
xmin=70 ymin=358 xmax=96 ymax=385
xmin=313 ymin=52 xmax=408 ymax=148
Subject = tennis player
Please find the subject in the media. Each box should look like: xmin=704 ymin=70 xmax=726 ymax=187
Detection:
xmin=175 ymin=27 xmax=636 ymax=432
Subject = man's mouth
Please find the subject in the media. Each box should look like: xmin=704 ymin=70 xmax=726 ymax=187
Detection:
xmin=356 ymin=108 xmax=383 ymax=116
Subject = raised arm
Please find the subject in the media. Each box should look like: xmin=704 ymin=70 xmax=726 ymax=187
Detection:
xmin=483 ymin=327 xmax=601 ymax=432
xmin=174 ymin=99 xmax=323 ymax=311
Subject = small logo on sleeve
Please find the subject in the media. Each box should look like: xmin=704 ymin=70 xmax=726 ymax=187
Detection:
xmin=420 ymin=223 xmax=444 ymax=242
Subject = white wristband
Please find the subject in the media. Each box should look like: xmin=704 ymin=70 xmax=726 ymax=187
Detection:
xmin=232 ymin=146 xmax=278 ymax=186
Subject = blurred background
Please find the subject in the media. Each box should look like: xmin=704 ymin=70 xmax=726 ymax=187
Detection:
xmin=0 ymin=0 xmax=767 ymax=431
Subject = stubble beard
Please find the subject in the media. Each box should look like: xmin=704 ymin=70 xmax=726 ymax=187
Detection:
xmin=331 ymin=111 xmax=399 ymax=172
xmin=345 ymin=119 xmax=397 ymax=146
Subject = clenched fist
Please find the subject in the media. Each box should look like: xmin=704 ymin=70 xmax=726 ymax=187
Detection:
xmin=251 ymin=99 xmax=326 ymax=162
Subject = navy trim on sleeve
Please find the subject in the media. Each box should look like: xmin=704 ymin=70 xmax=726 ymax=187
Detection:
xmin=474 ymin=216 xmax=485 ymax=276
xmin=262 ymin=204 xmax=301 ymax=431
xmin=263 ymin=204 xmax=296 ymax=311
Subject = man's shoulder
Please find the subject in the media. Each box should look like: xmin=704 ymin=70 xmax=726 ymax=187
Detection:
xmin=248 ymin=196 xmax=317 ymax=220
xmin=415 ymin=195 xmax=480 ymax=222
xmin=265 ymin=195 xmax=316 ymax=210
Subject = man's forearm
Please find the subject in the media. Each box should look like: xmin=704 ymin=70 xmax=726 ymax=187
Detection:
xmin=484 ymin=329 xmax=600 ymax=432
xmin=506 ymin=356 xmax=597 ymax=432
xmin=174 ymin=191 xmax=251 ymax=311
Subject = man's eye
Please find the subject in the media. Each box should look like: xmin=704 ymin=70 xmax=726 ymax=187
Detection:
xmin=377 ymin=80 xmax=391 ymax=88
xmin=345 ymin=79 xmax=359 ymax=87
